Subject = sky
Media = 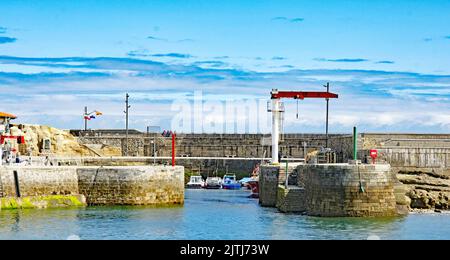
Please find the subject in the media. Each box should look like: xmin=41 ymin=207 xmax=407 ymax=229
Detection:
xmin=0 ymin=0 xmax=450 ymax=133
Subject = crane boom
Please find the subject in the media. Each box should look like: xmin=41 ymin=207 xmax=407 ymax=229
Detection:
xmin=271 ymin=91 xmax=338 ymax=99
xmin=269 ymin=88 xmax=338 ymax=164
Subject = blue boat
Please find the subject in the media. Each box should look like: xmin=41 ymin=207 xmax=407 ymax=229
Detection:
xmin=222 ymin=174 xmax=241 ymax=190
xmin=239 ymin=177 xmax=254 ymax=189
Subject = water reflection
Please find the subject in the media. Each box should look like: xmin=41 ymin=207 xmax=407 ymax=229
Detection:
xmin=0 ymin=190 xmax=449 ymax=240
xmin=301 ymin=216 xmax=405 ymax=240
xmin=0 ymin=208 xmax=81 ymax=239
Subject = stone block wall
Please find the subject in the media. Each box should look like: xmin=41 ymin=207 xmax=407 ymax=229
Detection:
xmin=78 ymin=133 xmax=355 ymax=162
xmin=0 ymin=167 xmax=79 ymax=197
xmin=74 ymin=132 xmax=450 ymax=172
xmin=300 ymin=164 xmax=398 ymax=217
xmin=276 ymin=185 xmax=306 ymax=213
xmin=80 ymin=157 xmax=260 ymax=177
xmin=0 ymin=166 xmax=184 ymax=206
xmin=263 ymin=163 xmax=399 ymax=217
xmin=359 ymin=133 xmax=450 ymax=173
xmin=77 ymin=166 xmax=184 ymax=205
xmin=259 ymin=166 xmax=280 ymax=207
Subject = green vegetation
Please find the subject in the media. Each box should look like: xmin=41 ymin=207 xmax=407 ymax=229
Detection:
xmin=0 ymin=195 xmax=86 ymax=210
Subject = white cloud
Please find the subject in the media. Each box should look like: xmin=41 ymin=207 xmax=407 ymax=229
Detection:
xmin=1 ymin=55 xmax=450 ymax=133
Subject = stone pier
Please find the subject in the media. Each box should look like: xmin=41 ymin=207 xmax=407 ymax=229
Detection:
xmin=0 ymin=165 xmax=184 ymax=209
xmin=259 ymin=166 xmax=280 ymax=207
xmin=300 ymin=164 xmax=398 ymax=217
xmin=261 ymin=163 xmax=401 ymax=217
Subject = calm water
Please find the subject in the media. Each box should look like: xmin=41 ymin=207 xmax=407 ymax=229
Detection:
xmin=1 ymin=189 xmax=450 ymax=240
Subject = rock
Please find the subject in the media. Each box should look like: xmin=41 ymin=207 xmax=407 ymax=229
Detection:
xmin=399 ymin=171 xmax=450 ymax=211
xmin=9 ymin=124 xmax=120 ymax=157
xmin=408 ymin=190 xmax=432 ymax=209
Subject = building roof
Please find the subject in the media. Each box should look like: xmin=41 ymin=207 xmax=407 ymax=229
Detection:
xmin=0 ymin=112 xmax=17 ymax=119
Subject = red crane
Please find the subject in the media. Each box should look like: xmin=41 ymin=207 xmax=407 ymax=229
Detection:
xmin=269 ymin=88 xmax=338 ymax=164
xmin=271 ymin=91 xmax=338 ymax=100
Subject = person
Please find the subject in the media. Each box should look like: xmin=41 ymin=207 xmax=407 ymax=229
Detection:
xmin=15 ymin=152 xmax=21 ymax=164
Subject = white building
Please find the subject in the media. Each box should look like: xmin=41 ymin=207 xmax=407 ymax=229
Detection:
xmin=0 ymin=112 xmax=17 ymax=135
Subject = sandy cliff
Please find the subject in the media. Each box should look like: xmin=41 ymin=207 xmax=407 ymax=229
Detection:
xmin=9 ymin=124 xmax=121 ymax=157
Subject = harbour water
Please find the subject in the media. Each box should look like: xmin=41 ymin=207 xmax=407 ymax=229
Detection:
xmin=1 ymin=189 xmax=450 ymax=240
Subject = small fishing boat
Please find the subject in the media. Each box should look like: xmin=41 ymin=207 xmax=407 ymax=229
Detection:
xmin=239 ymin=177 xmax=254 ymax=189
xmin=205 ymin=177 xmax=222 ymax=189
xmin=186 ymin=175 xmax=204 ymax=189
xmin=222 ymin=174 xmax=241 ymax=190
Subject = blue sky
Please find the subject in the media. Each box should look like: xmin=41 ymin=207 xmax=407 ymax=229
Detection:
xmin=0 ymin=0 xmax=450 ymax=133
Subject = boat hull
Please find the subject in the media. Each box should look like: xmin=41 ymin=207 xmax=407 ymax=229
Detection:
xmin=222 ymin=184 xmax=241 ymax=190
xmin=205 ymin=185 xmax=222 ymax=189
xmin=186 ymin=184 xmax=203 ymax=189
xmin=247 ymin=180 xmax=259 ymax=198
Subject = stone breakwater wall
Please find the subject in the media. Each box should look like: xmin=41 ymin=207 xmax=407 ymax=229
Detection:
xmin=300 ymin=164 xmax=398 ymax=217
xmin=0 ymin=166 xmax=184 ymax=206
xmin=77 ymin=166 xmax=184 ymax=205
xmin=261 ymin=164 xmax=399 ymax=217
xmin=0 ymin=167 xmax=79 ymax=197
xmin=359 ymin=133 xmax=450 ymax=173
xmin=80 ymin=157 xmax=261 ymax=177
xmin=259 ymin=166 xmax=280 ymax=207
xmin=77 ymin=133 xmax=354 ymax=162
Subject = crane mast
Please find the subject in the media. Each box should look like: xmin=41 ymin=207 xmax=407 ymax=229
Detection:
xmin=269 ymin=88 xmax=338 ymax=164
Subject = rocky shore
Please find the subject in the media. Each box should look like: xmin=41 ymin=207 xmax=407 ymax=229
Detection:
xmin=397 ymin=170 xmax=450 ymax=211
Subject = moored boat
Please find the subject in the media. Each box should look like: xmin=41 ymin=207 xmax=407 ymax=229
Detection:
xmin=205 ymin=177 xmax=222 ymax=189
xmin=186 ymin=175 xmax=204 ymax=189
xmin=222 ymin=174 xmax=241 ymax=190
xmin=239 ymin=177 xmax=253 ymax=189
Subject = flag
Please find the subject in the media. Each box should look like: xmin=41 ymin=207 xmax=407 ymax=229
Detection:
xmin=90 ymin=115 xmax=96 ymax=119
xmin=95 ymin=111 xmax=103 ymax=116
xmin=84 ymin=116 xmax=91 ymax=120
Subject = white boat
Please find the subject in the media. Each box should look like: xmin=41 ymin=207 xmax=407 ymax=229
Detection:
xmin=186 ymin=175 xmax=204 ymax=189
xmin=205 ymin=177 xmax=222 ymax=189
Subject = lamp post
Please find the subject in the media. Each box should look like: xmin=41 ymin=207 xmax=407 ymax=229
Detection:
xmin=324 ymin=82 xmax=330 ymax=148
xmin=124 ymin=93 xmax=130 ymax=156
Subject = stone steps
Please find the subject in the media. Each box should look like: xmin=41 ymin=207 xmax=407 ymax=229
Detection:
xmin=278 ymin=165 xmax=299 ymax=184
